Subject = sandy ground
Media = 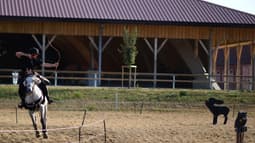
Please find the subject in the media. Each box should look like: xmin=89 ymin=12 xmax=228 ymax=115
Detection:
xmin=0 ymin=108 xmax=254 ymax=143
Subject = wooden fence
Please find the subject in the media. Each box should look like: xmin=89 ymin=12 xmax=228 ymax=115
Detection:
xmin=0 ymin=69 xmax=253 ymax=90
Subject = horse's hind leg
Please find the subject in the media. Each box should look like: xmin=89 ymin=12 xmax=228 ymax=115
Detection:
xmin=40 ymin=106 xmax=48 ymax=139
xmin=29 ymin=110 xmax=40 ymax=138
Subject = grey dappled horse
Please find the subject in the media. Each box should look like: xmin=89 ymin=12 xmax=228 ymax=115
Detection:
xmin=23 ymin=75 xmax=48 ymax=138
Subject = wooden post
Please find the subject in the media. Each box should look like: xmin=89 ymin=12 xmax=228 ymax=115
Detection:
xmin=115 ymin=93 xmax=119 ymax=110
xmin=236 ymin=45 xmax=243 ymax=90
xmin=153 ymin=38 xmax=158 ymax=88
xmin=144 ymin=38 xmax=167 ymax=88
xmin=15 ymin=106 xmax=18 ymax=124
xmin=252 ymin=42 xmax=255 ymax=90
xmin=212 ymin=40 xmax=219 ymax=78
xmin=122 ymin=66 xmax=124 ymax=87
xmin=208 ymin=31 xmax=213 ymax=89
xmin=79 ymin=110 xmax=87 ymax=143
xmin=103 ymin=120 xmax=107 ymax=143
xmin=98 ymin=24 xmax=103 ymax=86
xmin=140 ymin=102 xmax=144 ymax=114
xmin=122 ymin=65 xmax=137 ymax=88
xmin=224 ymin=41 xmax=230 ymax=90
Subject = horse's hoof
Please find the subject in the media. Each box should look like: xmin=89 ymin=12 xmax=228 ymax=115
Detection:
xmin=35 ymin=133 xmax=41 ymax=138
xmin=43 ymin=134 xmax=48 ymax=139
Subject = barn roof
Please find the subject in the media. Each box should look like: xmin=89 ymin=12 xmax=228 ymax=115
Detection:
xmin=1 ymin=0 xmax=255 ymax=26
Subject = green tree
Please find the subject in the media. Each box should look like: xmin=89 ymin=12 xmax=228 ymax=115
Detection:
xmin=120 ymin=27 xmax=138 ymax=66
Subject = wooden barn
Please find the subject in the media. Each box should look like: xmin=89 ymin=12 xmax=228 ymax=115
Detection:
xmin=0 ymin=0 xmax=254 ymax=90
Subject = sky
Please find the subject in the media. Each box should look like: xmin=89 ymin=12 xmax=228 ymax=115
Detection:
xmin=203 ymin=0 xmax=255 ymax=15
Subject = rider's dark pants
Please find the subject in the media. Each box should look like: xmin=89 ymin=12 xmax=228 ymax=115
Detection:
xmin=38 ymin=83 xmax=50 ymax=102
xmin=18 ymin=80 xmax=26 ymax=103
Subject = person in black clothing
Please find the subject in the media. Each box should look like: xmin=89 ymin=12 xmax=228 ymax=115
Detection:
xmin=16 ymin=47 xmax=59 ymax=108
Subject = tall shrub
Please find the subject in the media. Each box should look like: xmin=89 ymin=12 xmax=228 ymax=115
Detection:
xmin=120 ymin=27 xmax=138 ymax=66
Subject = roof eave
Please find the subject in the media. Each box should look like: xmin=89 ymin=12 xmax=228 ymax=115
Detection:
xmin=1 ymin=16 xmax=255 ymax=28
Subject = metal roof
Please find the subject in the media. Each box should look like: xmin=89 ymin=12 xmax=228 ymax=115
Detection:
xmin=1 ymin=0 xmax=255 ymax=26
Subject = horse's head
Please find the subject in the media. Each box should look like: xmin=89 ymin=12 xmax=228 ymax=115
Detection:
xmin=23 ymin=75 xmax=41 ymax=94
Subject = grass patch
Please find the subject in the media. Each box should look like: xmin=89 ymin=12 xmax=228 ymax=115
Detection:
xmin=0 ymin=85 xmax=254 ymax=110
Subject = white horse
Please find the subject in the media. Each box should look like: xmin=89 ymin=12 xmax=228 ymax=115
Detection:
xmin=23 ymin=74 xmax=48 ymax=138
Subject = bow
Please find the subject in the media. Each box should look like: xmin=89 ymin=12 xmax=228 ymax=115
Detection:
xmin=48 ymin=42 xmax=61 ymax=71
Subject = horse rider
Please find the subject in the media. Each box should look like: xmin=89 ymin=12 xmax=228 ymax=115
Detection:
xmin=16 ymin=47 xmax=59 ymax=108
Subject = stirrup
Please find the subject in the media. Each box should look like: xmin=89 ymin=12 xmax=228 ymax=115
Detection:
xmin=18 ymin=102 xmax=25 ymax=108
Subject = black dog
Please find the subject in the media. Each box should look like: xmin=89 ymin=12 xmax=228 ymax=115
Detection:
xmin=235 ymin=112 xmax=247 ymax=129
xmin=205 ymin=98 xmax=230 ymax=125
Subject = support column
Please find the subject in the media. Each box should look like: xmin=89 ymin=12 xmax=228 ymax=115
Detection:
xmin=236 ymin=44 xmax=243 ymax=90
xmin=89 ymin=33 xmax=113 ymax=87
xmin=211 ymin=40 xmax=219 ymax=90
xmin=252 ymin=42 xmax=255 ymax=90
xmin=42 ymin=34 xmax=46 ymax=75
xmin=144 ymin=38 xmax=167 ymax=88
xmin=212 ymin=40 xmax=219 ymax=77
xmin=32 ymin=34 xmax=56 ymax=76
xmin=98 ymin=24 xmax=104 ymax=86
xmin=208 ymin=32 xmax=213 ymax=89
xmin=153 ymin=38 xmax=158 ymax=88
xmin=224 ymin=41 xmax=230 ymax=90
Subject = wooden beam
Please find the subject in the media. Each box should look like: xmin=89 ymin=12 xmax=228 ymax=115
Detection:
xmin=45 ymin=35 xmax=57 ymax=50
xmin=217 ymin=41 xmax=252 ymax=49
xmin=144 ymin=38 xmax=153 ymax=52
xmin=32 ymin=35 xmax=42 ymax=49
xmin=88 ymin=37 xmax=98 ymax=51
xmin=102 ymin=37 xmax=113 ymax=52
xmin=199 ymin=40 xmax=209 ymax=55
xmin=157 ymin=39 xmax=168 ymax=54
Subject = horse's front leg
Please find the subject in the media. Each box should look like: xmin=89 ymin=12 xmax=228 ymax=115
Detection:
xmin=224 ymin=115 xmax=228 ymax=124
xmin=213 ymin=115 xmax=218 ymax=125
xmin=40 ymin=105 xmax=48 ymax=139
xmin=29 ymin=110 xmax=40 ymax=138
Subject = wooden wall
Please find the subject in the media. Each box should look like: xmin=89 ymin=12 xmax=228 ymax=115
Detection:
xmin=0 ymin=20 xmax=255 ymax=41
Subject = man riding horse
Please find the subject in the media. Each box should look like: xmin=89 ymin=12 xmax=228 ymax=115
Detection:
xmin=16 ymin=47 xmax=58 ymax=108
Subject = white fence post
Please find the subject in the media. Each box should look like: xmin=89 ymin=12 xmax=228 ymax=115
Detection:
xmin=54 ymin=71 xmax=58 ymax=86
xmin=172 ymin=74 xmax=176 ymax=89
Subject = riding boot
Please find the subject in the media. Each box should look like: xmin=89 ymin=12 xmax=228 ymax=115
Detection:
xmin=39 ymin=83 xmax=53 ymax=104
xmin=18 ymin=82 xmax=26 ymax=108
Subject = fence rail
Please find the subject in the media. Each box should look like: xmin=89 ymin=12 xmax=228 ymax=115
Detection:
xmin=0 ymin=69 xmax=254 ymax=90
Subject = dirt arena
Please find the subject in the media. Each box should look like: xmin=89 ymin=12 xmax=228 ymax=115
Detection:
xmin=0 ymin=108 xmax=254 ymax=143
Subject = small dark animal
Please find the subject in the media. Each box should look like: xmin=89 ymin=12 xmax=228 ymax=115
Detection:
xmin=205 ymin=98 xmax=230 ymax=125
xmin=235 ymin=112 xmax=247 ymax=129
